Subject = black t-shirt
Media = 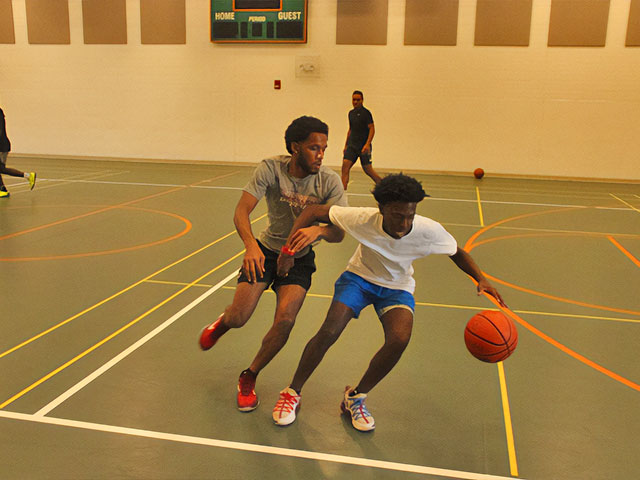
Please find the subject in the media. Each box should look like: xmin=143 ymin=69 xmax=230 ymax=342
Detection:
xmin=0 ymin=108 xmax=11 ymax=152
xmin=347 ymin=106 xmax=373 ymax=147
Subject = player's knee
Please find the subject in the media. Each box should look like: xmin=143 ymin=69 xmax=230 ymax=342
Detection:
xmin=273 ymin=312 xmax=296 ymax=333
xmin=386 ymin=332 xmax=411 ymax=352
xmin=315 ymin=325 xmax=342 ymax=347
xmin=223 ymin=306 xmax=251 ymax=328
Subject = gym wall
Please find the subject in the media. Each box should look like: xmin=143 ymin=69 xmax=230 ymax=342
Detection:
xmin=0 ymin=0 xmax=638 ymax=180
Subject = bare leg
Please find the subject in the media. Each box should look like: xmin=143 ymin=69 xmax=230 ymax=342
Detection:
xmin=248 ymin=284 xmax=307 ymax=374
xmin=353 ymin=307 xmax=413 ymax=394
xmin=0 ymin=156 xmax=25 ymax=189
xmin=290 ymin=301 xmax=354 ymax=392
xmin=362 ymin=163 xmax=382 ymax=185
xmin=0 ymin=166 xmax=25 ymax=177
xmin=220 ymin=280 xmax=268 ymax=329
xmin=341 ymin=159 xmax=355 ymax=191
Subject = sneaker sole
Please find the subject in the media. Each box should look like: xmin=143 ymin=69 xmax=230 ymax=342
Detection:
xmin=238 ymin=399 xmax=259 ymax=412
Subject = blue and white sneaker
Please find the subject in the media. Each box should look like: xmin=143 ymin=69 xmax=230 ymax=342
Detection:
xmin=340 ymin=386 xmax=375 ymax=432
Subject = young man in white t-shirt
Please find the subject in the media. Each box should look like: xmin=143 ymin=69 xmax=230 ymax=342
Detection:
xmin=271 ymin=174 xmax=506 ymax=431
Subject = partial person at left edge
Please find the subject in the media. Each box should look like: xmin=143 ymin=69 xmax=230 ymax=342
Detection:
xmin=0 ymin=107 xmax=37 ymax=198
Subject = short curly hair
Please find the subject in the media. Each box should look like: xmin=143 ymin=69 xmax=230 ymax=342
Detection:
xmin=372 ymin=174 xmax=428 ymax=206
xmin=284 ymin=116 xmax=329 ymax=154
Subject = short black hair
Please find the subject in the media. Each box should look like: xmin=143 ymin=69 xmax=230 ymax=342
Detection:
xmin=352 ymin=90 xmax=364 ymax=98
xmin=372 ymin=174 xmax=428 ymax=206
xmin=284 ymin=116 xmax=329 ymax=154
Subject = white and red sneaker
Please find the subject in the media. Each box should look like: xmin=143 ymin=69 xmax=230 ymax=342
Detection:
xmin=198 ymin=314 xmax=229 ymax=350
xmin=237 ymin=369 xmax=259 ymax=412
xmin=340 ymin=386 xmax=375 ymax=432
xmin=272 ymin=387 xmax=300 ymax=426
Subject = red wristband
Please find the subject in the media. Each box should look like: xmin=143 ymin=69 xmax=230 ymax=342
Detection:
xmin=281 ymin=246 xmax=295 ymax=256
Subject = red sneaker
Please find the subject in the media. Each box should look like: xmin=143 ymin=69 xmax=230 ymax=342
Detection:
xmin=199 ymin=314 xmax=228 ymax=350
xmin=237 ymin=369 xmax=259 ymax=412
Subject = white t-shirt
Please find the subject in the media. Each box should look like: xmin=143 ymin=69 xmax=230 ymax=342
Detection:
xmin=328 ymin=206 xmax=458 ymax=293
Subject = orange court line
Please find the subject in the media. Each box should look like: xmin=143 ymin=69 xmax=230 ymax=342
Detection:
xmin=0 ymin=213 xmax=266 ymax=361
xmin=607 ymin=236 xmax=640 ymax=269
xmin=463 ymin=209 xmax=640 ymax=394
xmin=487 ymin=295 xmax=640 ymax=393
xmin=0 ymin=171 xmax=239 ymax=243
xmin=0 ymin=206 xmax=191 ymax=262
xmin=483 ymin=272 xmax=640 ymax=317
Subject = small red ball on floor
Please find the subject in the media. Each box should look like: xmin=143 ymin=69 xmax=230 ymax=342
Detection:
xmin=474 ymin=168 xmax=484 ymax=179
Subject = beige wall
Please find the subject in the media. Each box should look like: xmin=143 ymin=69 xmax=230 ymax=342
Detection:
xmin=0 ymin=0 xmax=638 ymax=180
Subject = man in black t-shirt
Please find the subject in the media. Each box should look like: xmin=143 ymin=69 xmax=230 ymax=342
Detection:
xmin=341 ymin=91 xmax=382 ymax=190
xmin=0 ymin=107 xmax=36 ymax=198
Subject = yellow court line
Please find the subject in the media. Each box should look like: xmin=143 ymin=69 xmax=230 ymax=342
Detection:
xmin=147 ymin=281 xmax=640 ymax=324
xmin=0 ymin=213 xmax=267 ymax=360
xmin=0 ymin=251 xmax=245 ymax=409
xmin=610 ymin=193 xmax=640 ymax=213
xmin=475 ymin=187 xmax=485 ymax=227
xmin=497 ymin=362 xmax=518 ymax=477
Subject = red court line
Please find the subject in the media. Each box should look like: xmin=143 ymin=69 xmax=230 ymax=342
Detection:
xmin=608 ymin=236 xmax=640 ymax=268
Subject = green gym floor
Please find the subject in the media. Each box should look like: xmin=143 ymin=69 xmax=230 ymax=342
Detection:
xmin=0 ymin=157 xmax=638 ymax=480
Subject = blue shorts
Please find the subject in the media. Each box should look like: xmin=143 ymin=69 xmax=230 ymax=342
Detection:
xmin=333 ymin=271 xmax=415 ymax=319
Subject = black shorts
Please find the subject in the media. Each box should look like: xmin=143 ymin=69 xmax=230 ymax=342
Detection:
xmin=344 ymin=144 xmax=372 ymax=165
xmin=237 ymin=240 xmax=316 ymax=291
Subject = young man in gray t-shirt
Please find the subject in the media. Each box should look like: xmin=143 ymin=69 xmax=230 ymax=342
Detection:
xmin=199 ymin=116 xmax=347 ymax=412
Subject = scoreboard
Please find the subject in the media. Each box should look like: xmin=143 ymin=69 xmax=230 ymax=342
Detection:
xmin=211 ymin=1 xmax=308 ymax=43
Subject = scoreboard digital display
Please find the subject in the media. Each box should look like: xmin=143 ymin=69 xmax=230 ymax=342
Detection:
xmin=211 ymin=0 xmax=308 ymax=43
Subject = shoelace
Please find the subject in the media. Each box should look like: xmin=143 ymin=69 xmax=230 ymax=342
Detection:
xmin=275 ymin=392 xmax=299 ymax=415
xmin=348 ymin=398 xmax=372 ymax=422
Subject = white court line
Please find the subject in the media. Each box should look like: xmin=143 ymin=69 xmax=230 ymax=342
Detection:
xmin=2 ymin=170 xmax=123 ymax=193
xmin=0 ymin=410 xmax=522 ymax=480
xmin=27 ymin=177 xmax=635 ymax=211
xmin=349 ymin=193 xmax=632 ymax=211
xmin=34 ymin=270 xmax=239 ymax=417
xmin=44 ymin=178 xmax=186 ymax=188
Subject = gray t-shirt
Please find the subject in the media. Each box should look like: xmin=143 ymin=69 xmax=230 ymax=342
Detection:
xmin=243 ymin=155 xmax=348 ymax=256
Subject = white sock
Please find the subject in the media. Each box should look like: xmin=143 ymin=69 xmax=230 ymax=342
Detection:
xmin=23 ymin=172 xmax=29 ymax=178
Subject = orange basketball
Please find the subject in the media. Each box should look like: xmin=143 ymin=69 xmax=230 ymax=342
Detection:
xmin=464 ymin=310 xmax=518 ymax=363
xmin=474 ymin=168 xmax=484 ymax=179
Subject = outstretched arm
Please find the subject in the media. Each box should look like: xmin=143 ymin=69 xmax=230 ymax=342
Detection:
xmin=277 ymin=204 xmax=342 ymax=277
xmin=285 ymin=204 xmax=337 ymax=252
xmin=449 ymin=247 xmax=507 ymax=307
